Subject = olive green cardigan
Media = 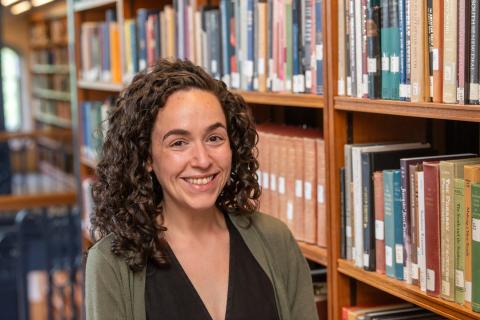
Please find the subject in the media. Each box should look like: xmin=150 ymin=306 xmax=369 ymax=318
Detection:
xmin=85 ymin=212 xmax=319 ymax=320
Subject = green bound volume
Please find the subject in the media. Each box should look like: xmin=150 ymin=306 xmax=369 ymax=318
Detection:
xmin=472 ymin=183 xmax=480 ymax=312
xmin=454 ymin=178 xmax=465 ymax=304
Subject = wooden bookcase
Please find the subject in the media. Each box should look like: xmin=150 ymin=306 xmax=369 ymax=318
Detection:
xmin=66 ymin=0 xmax=480 ymax=319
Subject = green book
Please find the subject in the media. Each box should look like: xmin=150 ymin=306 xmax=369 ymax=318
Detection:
xmin=454 ymin=178 xmax=465 ymax=304
xmin=472 ymin=183 xmax=480 ymax=312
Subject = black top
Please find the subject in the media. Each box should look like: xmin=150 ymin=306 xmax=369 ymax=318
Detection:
xmin=145 ymin=214 xmax=279 ymax=320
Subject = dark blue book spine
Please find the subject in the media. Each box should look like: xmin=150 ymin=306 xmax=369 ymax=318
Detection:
xmin=246 ymin=0 xmax=255 ymax=91
xmin=101 ymin=23 xmax=110 ymax=77
xmin=389 ymin=0 xmax=400 ymax=100
xmin=292 ymin=0 xmax=302 ymax=92
xmin=367 ymin=0 xmax=381 ymax=98
xmin=315 ymin=0 xmax=324 ymax=95
xmin=362 ymin=153 xmax=375 ymax=271
xmin=384 ymin=169 xmax=396 ymax=278
xmin=398 ymin=0 xmax=407 ymax=100
xmin=137 ymin=9 xmax=148 ymax=71
xmin=130 ymin=21 xmax=138 ymax=73
xmin=220 ymin=0 xmax=231 ymax=86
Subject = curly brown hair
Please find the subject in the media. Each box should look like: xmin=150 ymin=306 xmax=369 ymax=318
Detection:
xmin=91 ymin=59 xmax=261 ymax=271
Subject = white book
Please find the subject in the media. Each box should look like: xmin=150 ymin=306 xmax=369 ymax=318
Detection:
xmin=417 ymin=171 xmax=427 ymax=292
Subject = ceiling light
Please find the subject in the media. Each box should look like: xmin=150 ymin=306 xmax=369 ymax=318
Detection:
xmin=1 ymin=0 xmax=20 ymax=6
xmin=31 ymin=0 xmax=54 ymax=6
xmin=10 ymin=0 xmax=30 ymax=14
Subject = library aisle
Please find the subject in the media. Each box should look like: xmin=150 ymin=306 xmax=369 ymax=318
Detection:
xmin=0 ymin=0 xmax=479 ymax=319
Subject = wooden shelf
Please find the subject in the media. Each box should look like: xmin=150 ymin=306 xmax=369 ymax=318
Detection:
xmin=237 ymin=91 xmax=324 ymax=108
xmin=77 ymin=79 xmax=124 ymax=92
xmin=34 ymin=113 xmax=72 ymax=128
xmin=32 ymin=64 xmax=70 ymax=74
xmin=74 ymin=0 xmax=117 ymax=12
xmin=334 ymin=96 xmax=480 ymax=122
xmin=337 ymin=259 xmax=480 ymax=320
xmin=0 ymin=192 xmax=76 ymax=212
xmin=298 ymin=242 xmax=328 ymax=266
xmin=30 ymin=41 xmax=68 ymax=49
xmin=33 ymin=88 xmax=71 ymax=101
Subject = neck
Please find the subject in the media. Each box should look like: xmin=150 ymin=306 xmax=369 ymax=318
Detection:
xmin=161 ymin=202 xmax=226 ymax=241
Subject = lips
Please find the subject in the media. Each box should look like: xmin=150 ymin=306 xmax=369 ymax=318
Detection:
xmin=183 ymin=173 xmax=218 ymax=186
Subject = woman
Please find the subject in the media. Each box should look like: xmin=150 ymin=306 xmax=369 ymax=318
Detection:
xmin=86 ymin=59 xmax=318 ymax=320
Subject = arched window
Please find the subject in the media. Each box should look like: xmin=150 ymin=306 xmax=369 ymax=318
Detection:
xmin=1 ymin=46 xmax=22 ymax=132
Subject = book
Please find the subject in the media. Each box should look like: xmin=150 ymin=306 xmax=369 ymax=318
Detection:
xmin=453 ymin=178 xmax=465 ymax=304
xmin=472 ymin=183 xmax=480 ymax=312
xmin=384 ymin=169 xmax=403 ymax=280
xmin=367 ymin=0 xmax=382 ymax=98
xmin=373 ymin=171 xmax=385 ymax=274
xmin=432 ymin=0 xmax=443 ymax=102
xmin=442 ymin=0 xmax=458 ymax=103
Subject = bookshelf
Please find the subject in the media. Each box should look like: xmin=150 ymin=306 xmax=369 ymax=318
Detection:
xmin=67 ymin=0 xmax=480 ymax=319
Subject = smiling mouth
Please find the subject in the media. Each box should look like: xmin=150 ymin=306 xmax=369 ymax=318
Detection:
xmin=184 ymin=174 xmax=217 ymax=185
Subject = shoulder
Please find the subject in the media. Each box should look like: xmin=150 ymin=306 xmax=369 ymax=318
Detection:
xmin=86 ymin=233 xmax=125 ymax=276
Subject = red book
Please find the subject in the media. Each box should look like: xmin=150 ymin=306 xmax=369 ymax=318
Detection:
xmin=423 ymin=161 xmax=441 ymax=296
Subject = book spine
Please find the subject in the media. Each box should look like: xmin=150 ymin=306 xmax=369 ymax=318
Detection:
xmin=374 ymin=171 xmax=386 ymax=274
xmin=361 ymin=0 xmax=368 ymax=97
xmin=454 ymin=178 xmax=465 ymax=304
xmin=470 ymin=0 xmax=480 ymax=104
xmin=432 ymin=0 xmax=444 ymax=102
xmin=426 ymin=0 xmax=433 ymax=101
xmin=245 ymin=0 xmax=255 ymax=90
xmin=362 ymin=153 xmax=375 ymax=271
xmin=350 ymin=0 xmax=357 ymax=96
xmin=137 ymin=9 xmax=148 ymax=71
xmin=292 ymin=0 xmax=304 ymax=93
xmin=417 ymin=171 xmax=427 ymax=292
xmin=457 ymin=0 xmax=471 ymax=104
xmin=341 ymin=167 xmax=347 ymax=258
xmin=344 ymin=145 xmax=354 ymax=260
xmin=384 ymin=170 xmax=396 ymax=278
xmin=389 ymin=0 xmax=400 ymax=100
xmin=409 ymin=0 xmax=425 ymax=102
xmin=380 ymin=0 xmax=390 ymax=99
xmin=400 ymin=159 xmax=413 ymax=284
xmin=285 ymin=0 xmax=293 ymax=92
xmin=392 ymin=169 xmax=404 ymax=280
xmin=439 ymin=162 xmax=455 ymax=301
xmin=345 ymin=1 xmax=352 ymax=95
xmin=220 ymin=0 xmax=232 ymax=87
xmin=409 ymin=164 xmax=420 ymax=285
xmin=404 ymin=0 xmax=411 ymax=100
xmin=316 ymin=139 xmax=327 ymax=247
xmin=315 ymin=0 xmax=324 ymax=95
xmin=442 ymin=0 xmax=458 ymax=103
xmin=352 ymin=148 xmax=365 ymax=267
xmin=398 ymin=0 xmax=407 ymax=100
xmin=424 ymin=163 xmax=441 ymax=296
xmin=303 ymin=137 xmax=317 ymax=244
xmin=367 ymin=0 xmax=382 ymax=99
xmin=355 ymin=0 xmax=364 ymax=97
xmin=471 ymin=183 xmax=480 ymax=312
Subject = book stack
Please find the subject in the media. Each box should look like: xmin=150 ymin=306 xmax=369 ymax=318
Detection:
xmin=342 ymin=142 xmax=480 ymax=311
xmin=342 ymin=303 xmax=444 ymax=319
xmin=256 ymin=124 xmax=326 ymax=247
xmin=337 ymin=0 xmax=480 ymax=105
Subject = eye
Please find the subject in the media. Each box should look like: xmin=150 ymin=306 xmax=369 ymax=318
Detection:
xmin=207 ymin=135 xmax=225 ymax=144
xmin=169 ymin=140 xmax=188 ymax=148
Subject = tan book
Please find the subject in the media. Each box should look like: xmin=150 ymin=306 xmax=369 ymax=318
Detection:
xmin=316 ymin=138 xmax=327 ymax=248
xmin=463 ymin=164 xmax=480 ymax=305
xmin=164 ymin=5 xmax=176 ymax=59
xmin=293 ymin=136 xmax=305 ymax=241
xmin=303 ymin=137 xmax=317 ymax=244
xmin=257 ymin=129 xmax=271 ymax=215
xmin=410 ymin=0 xmax=427 ymax=102
xmin=439 ymin=157 xmax=480 ymax=301
xmin=286 ymin=135 xmax=297 ymax=234
xmin=337 ymin=0 xmax=347 ymax=95
xmin=277 ymin=134 xmax=289 ymax=226
xmin=442 ymin=0 xmax=458 ymax=103
xmin=257 ymin=1 xmax=268 ymax=92
xmin=268 ymin=133 xmax=280 ymax=219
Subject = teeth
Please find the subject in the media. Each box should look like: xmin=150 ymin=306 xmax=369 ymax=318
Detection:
xmin=186 ymin=175 xmax=214 ymax=185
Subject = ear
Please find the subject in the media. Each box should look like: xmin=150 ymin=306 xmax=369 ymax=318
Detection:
xmin=145 ymin=158 xmax=153 ymax=172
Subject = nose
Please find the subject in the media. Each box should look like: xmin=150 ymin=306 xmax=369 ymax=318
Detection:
xmin=191 ymin=142 xmax=212 ymax=169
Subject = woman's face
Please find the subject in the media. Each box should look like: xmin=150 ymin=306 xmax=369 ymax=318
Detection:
xmin=149 ymin=89 xmax=232 ymax=213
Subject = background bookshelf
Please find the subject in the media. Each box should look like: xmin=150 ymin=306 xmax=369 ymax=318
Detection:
xmin=66 ymin=0 xmax=480 ymax=319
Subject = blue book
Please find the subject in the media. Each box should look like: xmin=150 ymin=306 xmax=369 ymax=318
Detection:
xmin=136 ymin=9 xmax=148 ymax=71
xmin=315 ymin=0 xmax=323 ymax=95
xmin=220 ymin=0 xmax=232 ymax=86
xmin=101 ymin=22 xmax=110 ymax=81
xmin=389 ymin=0 xmax=400 ymax=100
xmin=129 ymin=20 xmax=138 ymax=74
xmin=292 ymin=0 xmax=302 ymax=93
xmin=380 ymin=0 xmax=390 ymax=99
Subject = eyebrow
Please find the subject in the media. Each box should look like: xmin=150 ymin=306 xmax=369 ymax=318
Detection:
xmin=162 ymin=122 xmax=227 ymax=141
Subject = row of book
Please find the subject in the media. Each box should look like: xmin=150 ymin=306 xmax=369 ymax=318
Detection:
xmin=256 ymin=124 xmax=326 ymax=247
xmin=31 ymin=18 xmax=68 ymax=47
xmin=80 ymin=0 xmax=325 ymax=94
xmin=342 ymin=303 xmax=445 ymax=320
xmin=342 ymin=142 xmax=480 ymax=311
xmin=337 ymin=0 xmax=480 ymax=104
xmin=33 ymin=74 xmax=70 ymax=92
xmin=32 ymin=47 xmax=69 ymax=65
xmin=33 ymin=99 xmax=71 ymax=122
xmin=80 ymin=98 xmax=114 ymax=162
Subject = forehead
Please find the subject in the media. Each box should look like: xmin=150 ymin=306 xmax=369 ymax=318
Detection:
xmin=153 ymin=89 xmax=226 ymax=132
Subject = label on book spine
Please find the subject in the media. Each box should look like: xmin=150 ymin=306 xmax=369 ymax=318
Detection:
xmin=395 ymin=244 xmax=404 ymax=264
xmin=287 ymin=201 xmax=294 ymax=221
xmin=427 ymin=269 xmax=435 ymax=291
xmin=367 ymin=58 xmax=377 ymax=73
xmin=278 ymin=176 xmax=286 ymax=194
xmin=231 ymin=73 xmax=240 ymax=88
xmin=433 ymin=48 xmax=439 ymax=70
xmin=412 ymin=263 xmax=419 ymax=280
xmin=304 ymin=182 xmax=312 ymax=200
xmin=455 ymin=270 xmax=465 ymax=287
xmin=400 ymin=84 xmax=409 ymax=98
xmin=270 ymin=174 xmax=277 ymax=191
xmin=442 ymin=280 xmax=450 ymax=296
xmin=465 ymin=281 xmax=472 ymax=302
xmin=469 ymin=83 xmax=479 ymax=100
xmin=316 ymin=44 xmax=324 ymax=61
xmin=258 ymin=58 xmax=265 ymax=74
xmin=338 ymin=80 xmax=345 ymax=95
xmin=243 ymin=60 xmax=254 ymax=77
xmin=473 ymin=218 xmax=480 ymax=242
xmin=386 ymin=246 xmax=393 ymax=267
xmin=262 ymin=172 xmax=269 ymax=189
xmin=305 ymin=71 xmax=312 ymax=90
xmin=346 ymin=226 xmax=352 ymax=238
xmin=295 ymin=180 xmax=303 ymax=198
xmin=347 ymin=77 xmax=352 ymax=96
xmin=363 ymin=253 xmax=369 ymax=268
xmin=390 ymin=56 xmax=400 ymax=73
xmin=382 ymin=55 xmax=390 ymax=71
xmin=457 ymin=87 xmax=465 ymax=102
xmin=317 ymin=184 xmax=325 ymax=203
xmin=375 ymin=220 xmax=384 ymax=240
xmin=363 ymin=75 xmax=369 ymax=95
xmin=293 ymin=75 xmax=305 ymax=93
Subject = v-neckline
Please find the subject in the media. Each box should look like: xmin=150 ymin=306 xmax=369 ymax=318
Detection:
xmin=165 ymin=215 xmax=234 ymax=320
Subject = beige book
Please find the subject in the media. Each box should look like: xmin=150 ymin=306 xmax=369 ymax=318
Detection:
xmin=164 ymin=5 xmax=176 ymax=59
xmin=277 ymin=135 xmax=289 ymax=226
xmin=293 ymin=136 xmax=305 ymax=241
xmin=337 ymin=0 xmax=347 ymax=95
xmin=463 ymin=164 xmax=480 ymax=305
xmin=269 ymin=133 xmax=280 ymax=219
xmin=442 ymin=0 xmax=458 ymax=103
xmin=257 ymin=1 xmax=268 ymax=92
xmin=439 ymin=157 xmax=480 ymax=301
xmin=286 ymin=135 xmax=297 ymax=235
xmin=303 ymin=137 xmax=317 ymax=244
xmin=410 ymin=0 xmax=427 ymax=102
xmin=316 ymin=139 xmax=327 ymax=248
